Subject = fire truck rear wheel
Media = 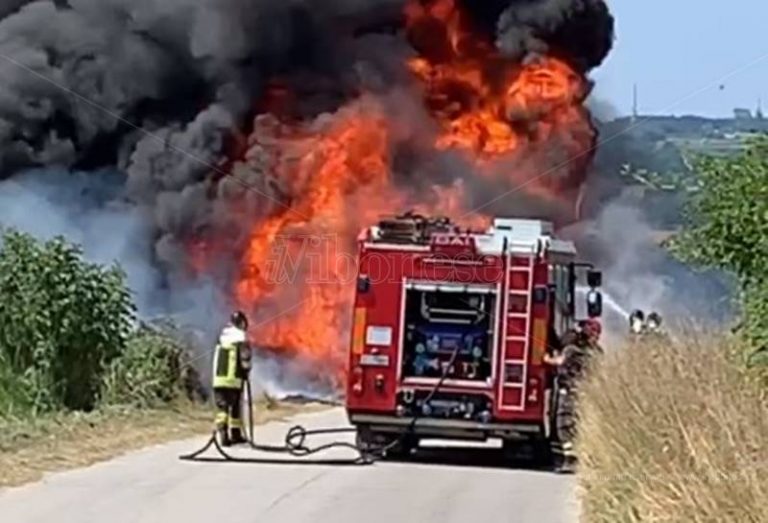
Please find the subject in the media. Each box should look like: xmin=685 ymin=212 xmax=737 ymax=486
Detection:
xmin=531 ymin=436 xmax=553 ymax=468
xmin=385 ymin=435 xmax=418 ymax=460
xmin=501 ymin=439 xmax=519 ymax=461
xmin=502 ymin=436 xmax=552 ymax=467
xmin=355 ymin=426 xmax=378 ymax=458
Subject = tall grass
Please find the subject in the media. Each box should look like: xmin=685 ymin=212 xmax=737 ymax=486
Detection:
xmin=578 ymin=335 xmax=768 ymax=522
xmin=100 ymin=325 xmax=200 ymax=408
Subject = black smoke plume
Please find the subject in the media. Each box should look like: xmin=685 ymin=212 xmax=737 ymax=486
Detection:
xmin=0 ymin=0 xmax=614 ymax=319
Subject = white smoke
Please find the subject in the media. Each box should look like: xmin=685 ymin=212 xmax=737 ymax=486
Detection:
xmin=250 ymin=354 xmax=341 ymax=402
xmin=0 ymin=169 xmax=231 ymax=323
xmin=0 ymin=168 xmax=235 ymax=385
xmin=0 ymin=169 xmax=160 ymax=307
xmin=590 ymin=201 xmax=672 ymax=312
xmin=565 ymin=190 xmax=733 ymax=341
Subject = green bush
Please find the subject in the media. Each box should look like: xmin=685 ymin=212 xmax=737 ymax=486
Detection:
xmin=101 ymin=326 xmax=190 ymax=408
xmin=672 ymin=138 xmax=768 ymax=351
xmin=0 ymin=230 xmax=134 ymax=413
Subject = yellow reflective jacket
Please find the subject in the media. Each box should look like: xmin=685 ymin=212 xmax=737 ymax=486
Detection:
xmin=212 ymin=325 xmax=251 ymax=390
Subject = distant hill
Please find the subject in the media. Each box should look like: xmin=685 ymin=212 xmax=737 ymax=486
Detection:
xmin=584 ymin=112 xmax=768 ymax=229
xmin=601 ymin=112 xmax=768 ymax=157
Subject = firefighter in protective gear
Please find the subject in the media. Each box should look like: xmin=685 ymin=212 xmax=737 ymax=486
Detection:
xmin=629 ymin=310 xmax=646 ymax=335
xmin=212 ymin=311 xmax=252 ymax=446
xmin=646 ymin=312 xmax=663 ymax=333
xmin=629 ymin=310 xmax=667 ymax=341
xmin=550 ymin=318 xmax=603 ymax=473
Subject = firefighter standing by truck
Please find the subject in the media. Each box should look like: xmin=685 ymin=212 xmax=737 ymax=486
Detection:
xmin=546 ymin=318 xmax=603 ymax=473
xmin=212 ymin=311 xmax=252 ymax=446
xmin=628 ymin=310 xmax=667 ymax=342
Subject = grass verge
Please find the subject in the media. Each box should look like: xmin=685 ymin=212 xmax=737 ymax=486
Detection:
xmin=577 ymin=335 xmax=768 ymax=522
xmin=0 ymin=399 xmax=322 ymax=488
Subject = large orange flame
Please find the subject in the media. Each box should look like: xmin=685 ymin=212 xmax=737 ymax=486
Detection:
xmin=215 ymin=0 xmax=598 ymax=381
xmin=405 ymin=0 xmax=594 ymax=205
xmin=234 ymin=100 xmax=404 ymax=379
xmin=405 ymin=0 xmax=591 ymax=157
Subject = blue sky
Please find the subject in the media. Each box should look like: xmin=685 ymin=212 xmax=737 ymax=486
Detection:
xmin=592 ymin=0 xmax=768 ymax=117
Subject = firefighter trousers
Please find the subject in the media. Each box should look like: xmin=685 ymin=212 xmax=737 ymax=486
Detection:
xmin=213 ymin=387 xmax=243 ymax=437
xmin=552 ymin=386 xmax=578 ymax=466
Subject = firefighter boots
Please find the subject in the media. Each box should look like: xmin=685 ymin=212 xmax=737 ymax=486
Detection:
xmin=230 ymin=428 xmax=248 ymax=446
xmin=218 ymin=427 xmax=232 ymax=447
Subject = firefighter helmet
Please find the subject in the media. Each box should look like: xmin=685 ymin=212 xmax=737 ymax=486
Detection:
xmin=230 ymin=310 xmax=249 ymax=330
xmin=647 ymin=312 xmax=662 ymax=332
xmin=581 ymin=318 xmax=602 ymax=341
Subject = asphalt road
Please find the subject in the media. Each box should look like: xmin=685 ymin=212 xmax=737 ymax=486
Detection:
xmin=0 ymin=408 xmax=578 ymax=523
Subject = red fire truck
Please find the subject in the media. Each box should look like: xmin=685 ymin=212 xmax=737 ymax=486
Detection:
xmin=345 ymin=213 xmax=603 ymax=458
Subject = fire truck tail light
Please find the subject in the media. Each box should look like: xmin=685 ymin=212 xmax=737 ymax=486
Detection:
xmin=374 ymin=374 xmax=385 ymax=392
xmin=351 ymin=366 xmax=364 ymax=395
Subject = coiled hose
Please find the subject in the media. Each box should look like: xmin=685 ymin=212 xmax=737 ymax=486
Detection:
xmin=179 ymin=345 xmax=461 ymax=465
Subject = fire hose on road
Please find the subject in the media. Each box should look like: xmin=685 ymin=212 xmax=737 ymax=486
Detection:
xmin=178 ymin=378 xmax=367 ymax=465
xmin=179 ymin=345 xmax=462 ymax=465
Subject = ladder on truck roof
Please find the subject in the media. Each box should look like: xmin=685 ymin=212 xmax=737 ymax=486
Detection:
xmin=498 ymin=243 xmax=536 ymax=412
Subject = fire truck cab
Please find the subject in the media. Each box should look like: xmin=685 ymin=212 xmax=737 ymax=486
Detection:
xmin=345 ymin=213 xmax=603 ymax=457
